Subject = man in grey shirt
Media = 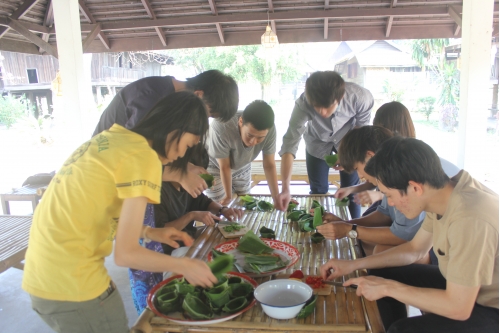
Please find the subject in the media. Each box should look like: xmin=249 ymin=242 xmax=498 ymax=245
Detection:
xmin=277 ymin=71 xmax=373 ymax=217
xmin=206 ymin=100 xmax=281 ymax=208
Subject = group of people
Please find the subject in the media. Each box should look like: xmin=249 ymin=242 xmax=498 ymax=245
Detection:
xmin=21 ymin=69 xmax=497 ymax=333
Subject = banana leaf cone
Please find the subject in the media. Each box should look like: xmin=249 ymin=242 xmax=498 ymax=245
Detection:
xmin=298 ymin=213 xmax=313 ymax=222
xmin=155 ymin=290 xmax=181 ymax=314
xmin=229 ymin=283 xmax=254 ymax=298
xmin=296 ymin=295 xmax=318 ymax=319
xmin=311 ymin=232 xmax=325 ymax=244
xmin=175 ymin=282 xmax=196 ymax=296
xmin=182 ymin=293 xmax=214 ymax=320
xmin=313 ymin=207 xmax=323 ymax=228
xmin=214 ymin=276 xmax=229 ymax=289
xmin=237 ymin=230 xmax=274 ymax=255
xmin=156 ymin=279 xmax=179 ymax=296
xmin=228 ymin=276 xmax=242 ymax=285
xmin=199 ymin=174 xmax=214 ymax=188
xmin=212 ymin=248 xmax=227 ymax=259
xmin=204 ymin=285 xmax=232 ymax=308
xmin=299 ymin=219 xmax=314 ymax=232
xmin=311 ymin=199 xmax=321 ymax=209
xmin=222 ymin=296 xmax=249 ymax=314
xmin=257 ymin=200 xmax=274 ymax=212
xmin=208 ymin=254 xmax=235 ymax=278
xmin=324 ymin=154 xmax=338 ymax=167
xmin=259 ymin=226 xmax=275 ymax=239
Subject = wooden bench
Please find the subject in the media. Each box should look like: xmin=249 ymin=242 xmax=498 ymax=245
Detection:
xmin=0 ymin=185 xmax=43 ymax=214
xmin=0 ymin=215 xmax=33 ymax=274
xmin=250 ymin=159 xmax=341 ymax=188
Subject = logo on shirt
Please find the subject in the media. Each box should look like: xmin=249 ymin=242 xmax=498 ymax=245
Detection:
xmin=95 ymin=135 xmax=109 ymax=153
xmin=63 ymin=141 xmax=91 ymax=166
xmin=116 ymin=180 xmax=161 ymax=192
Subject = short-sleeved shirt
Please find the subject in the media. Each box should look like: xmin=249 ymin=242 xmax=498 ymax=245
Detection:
xmin=208 ymin=112 xmax=276 ymax=171
xmin=23 ymin=125 xmax=162 ymax=302
xmin=92 ymin=76 xmax=175 ymax=136
xmin=279 ymin=82 xmax=373 ymax=159
xmin=421 ymin=170 xmax=498 ymax=309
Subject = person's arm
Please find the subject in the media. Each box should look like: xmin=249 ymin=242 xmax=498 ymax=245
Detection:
xmin=322 ymin=210 xmax=393 ymax=227
xmin=262 ymin=154 xmax=281 ymax=209
xmin=114 ymin=197 xmax=218 ymax=288
xmin=317 ymin=222 xmax=406 ymax=246
xmin=334 ymin=182 xmax=376 ymax=199
xmin=277 ymin=153 xmax=294 ymax=209
xmin=217 ymin=157 xmax=233 ymax=205
xmin=205 ymin=201 xmax=244 ymax=221
xmin=162 ymin=164 xmax=207 ymax=198
xmin=354 ymin=190 xmax=384 ymax=206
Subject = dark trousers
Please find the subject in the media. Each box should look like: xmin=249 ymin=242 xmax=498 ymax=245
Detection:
xmin=370 ymin=265 xmax=499 ymax=333
xmin=305 ymin=150 xmax=361 ymax=218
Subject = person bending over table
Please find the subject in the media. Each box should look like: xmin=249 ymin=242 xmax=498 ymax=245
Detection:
xmin=321 ymin=137 xmax=498 ymax=333
xmin=129 ymin=152 xmax=243 ymax=314
xmin=317 ymin=126 xmax=459 ymax=259
xmin=93 ymin=69 xmax=240 ymax=199
xmin=277 ymin=71 xmax=374 ymax=218
xmin=205 ymin=100 xmax=283 ymax=209
xmin=22 ymin=92 xmax=218 ymax=333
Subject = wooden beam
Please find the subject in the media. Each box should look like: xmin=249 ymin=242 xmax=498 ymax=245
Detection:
xmin=454 ymin=23 xmax=461 ymax=36
xmin=386 ymin=16 xmax=394 ymax=37
xmin=448 ymin=5 xmax=462 ymax=27
xmin=216 ymin=23 xmax=224 ymax=44
xmin=324 ymin=18 xmax=328 ymax=39
xmin=78 ymin=0 xmax=95 ymax=23
xmin=154 ymin=26 xmax=167 ymax=46
xmin=141 ymin=0 xmax=156 ymax=19
xmin=208 ymin=0 xmax=218 ymax=16
xmin=271 ymin=20 xmax=276 ymax=34
xmin=268 ymin=0 xmax=274 ymax=13
xmin=391 ymin=0 xmax=398 ymax=7
xmin=43 ymin=0 xmax=54 ymax=27
xmin=7 ymin=18 xmax=57 ymax=58
xmin=97 ymin=31 xmax=111 ymax=49
xmin=82 ymin=23 xmax=101 ymax=52
xmin=39 ymin=32 xmax=49 ymax=53
xmin=0 ymin=0 xmax=41 ymax=39
xmin=325 ymin=0 xmax=329 ymax=10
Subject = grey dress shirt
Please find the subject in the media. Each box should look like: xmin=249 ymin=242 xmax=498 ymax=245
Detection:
xmin=279 ymin=82 xmax=374 ymax=159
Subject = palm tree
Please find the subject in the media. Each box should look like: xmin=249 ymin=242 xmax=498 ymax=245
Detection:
xmin=410 ymin=39 xmax=450 ymax=70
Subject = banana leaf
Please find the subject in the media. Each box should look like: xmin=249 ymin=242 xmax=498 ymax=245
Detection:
xmin=199 ymin=174 xmax=214 ymax=188
xmin=228 ymin=276 xmax=242 ymax=285
xmin=187 ymin=287 xmax=203 ymax=299
xmin=229 ymin=283 xmax=254 ymax=298
xmin=208 ymin=253 xmax=235 ymax=277
xmin=298 ymin=213 xmax=313 ymax=222
xmin=182 ymin=293 xmax=214 ymax=320
xmin=335 ymin=197 xmax=350 ymax=207
xmin=237 ymin=230 xmax=274 ymax=255
xmin=259 ymin=226 xmax=275 ymax=239
xmin=311 ymin=199 xmax=321 ymax=209
xmin=324 ymin=154 xmax=339 ymax=167
xmin=223 ymin=296 xmax=249 ymax=314
xmin=257 ymin=200 xmax=274 ymax=212
xmin=287 ymin=202 xmax=298 ymax=212
xmin=240 ymin=195 xmax=256 ymax=203
xmin=157 ymin=279 xmax=180 ymax=296
xmin=313 ymin=207 xmax=323 ymax=228
xmin=311 ymin=232 xmax=325 ymax=244
xmin=175 ymin=282 xmax=196 ymax=296
xmin=155 ymin=291 xmax=181 ymax=314
xmin=244 ymin=201 xmax=257 ymax=210
xmin=287 ymin=210 xmax=304 ymax=221
xmin=222 ymin=223 xmax=246 ymax=233
xmin=296 ymin=295 xmax=318 ymax=319
xmin=243 ymin=258 xmax=289 ymax=274
xmin=214 ymin=276 xmax=229 ymax=289
xmin=203 ymin=285 xmax=232 ymax=308
xmin=244 ymin=254 xmax=280 ymax=265
xmin=212 ymin=248 xmax=227 ymax=259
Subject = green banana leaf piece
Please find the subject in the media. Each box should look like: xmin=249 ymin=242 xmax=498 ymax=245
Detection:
xmin=222 ymin=296 xmax=249 ymax=314
xmin=187 ymin=287 xmax=203 ymax=299
xmin=287 ymin=202 xmax=298 ymax=212
xmin=240 ymin=195 xmax=256 ymax=203
xmin=243 ymin=258 xmax=289 ymax=274
xmin=222 ymin=223 xmax=246 ymax=233
xmin=257 ymin=200 xmax=274 ymax=212
xmin=203 ymin=285 xmax=232 ymax=308
xmin=244 ymin=254 xmax=279 ymax=265
xmin=229 ymin=283 xmax=254 ymax=298
xmin=311 ymin=232 xmax=325 ymax=244
xmin=259 ymin=226 xmax=275 ymax=239
xmin=313 ymin=207 xmax=323 ymax=228
xmin=157 ymin=278 xmax=180 ymax=296
xmin=324 ymin=154 xmax=339 ymax=167
xmin=296 ymin=295 xmax=318 ymax=319
xmin=175 ymin=282 xmax=196 ymax=296
xmin=244 ymin=201 xmax=257 ymax=210
xmin=212 ymin=248 xmax=227 ymax=259
xmin=298 ymin=213 xmax=313 ymax=222
xmin=214 ymin=276 xmax=229 ymax=289
xmin=228 ymin=276 xmax=242 ymax=285
xmin=287 ymin=210 xmax=303 ymax=221
xmin=182 ymin=293 xmax=214 ymax=320
xmin=199 ymin=174 xmax=214 ymax=188
xmin=208 ymin=253 xmax=235 ymax=277
xmin=155 ymin=291 xmax=181 ymax=314
xmin=335 ymin=197 xmax=350 ymax=207
xmin=302 ymin=221 xmax=314 ymax=232
xmin=311 ymin=199 xmax=321 ymax=209
xmin=237 ymin=230 xmax=274 ymax=255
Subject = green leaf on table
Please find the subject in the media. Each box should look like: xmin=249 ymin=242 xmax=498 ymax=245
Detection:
xmin=335 ymin=197 xmax=350 ymax=207
xmin=324 ymin=154 xmax=339 ymax=167
xmin=244 ymin=254 xmax=280 ymax=265
xmin=199 ymin=174 xmax=214 ymax=188
xmin=244 ymin=201 xmax=257 ymax=210
xmin=240 ymin=195 xmax=256 ymax=203
xmin=296 ymin=295 xmax=318 ymax=319
xmin=287 ymin=210 xmax=305 ymax=221
xmin=222 ymin=223 xmax=246 ymax=233
xmin=313 ymin=207 xmax=323 ymax=228
xmin=311 ymin=232 xmax=325 ymax=244
xmin=259 ymin=226 xmax=276 ymax=239
xmin=208 ymin=253 xmax=235 ymax=277
xmin=243 ymin=258 xmax=289 ymax=274
xmin=237 ymin=230 xmax=274 ymax=255
xmin=182 ymin=293 xmax=214 ymax=320
xmin=222 ymin=296 xmax=249 ymax=314
xmin=257 ymin=200 xmax=274 ymax=212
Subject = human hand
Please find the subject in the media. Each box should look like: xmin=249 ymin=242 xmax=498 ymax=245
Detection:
xmin=221 ymin=207 xmax=244 ymax=221
xmin=187 ymin=163 xmax=208 ymax=175
xmin=334 ymin=187 xmax=354 ymax=199
xmin=322 ymin=212 xmax=344 ymax=223
xmin=332 ymin=164 xmax=344 ymax=171
xmin=276 ymin=191 xmax=291 ymax=212
xmin=147 ymin=227 xmax=194 ymax=248
xmin=179 ymin=170 xmax=208 ymax=198
xmin=177 ymin=258 xmax=218 ymax=288
xmin=191 ymin=211 xmax=221 ymax=226
xmin=220 ymin=196 xmax=232 ymax=206
xmin=344 ymin=276 xmax=392 ymax=301
xmin=320 ymin=259 xmax=356 ymax=280
xmin=316 ymin=222 xmax=351 ymax=240
xmin=354 ymin=190 xmax=383 ymax=206
xmin=272 ymin=195 xmax=286 ymax=211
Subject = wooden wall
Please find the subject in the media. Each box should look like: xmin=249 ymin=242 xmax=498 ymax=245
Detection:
xmin=0 ymin=52 xmax=59 ymax=86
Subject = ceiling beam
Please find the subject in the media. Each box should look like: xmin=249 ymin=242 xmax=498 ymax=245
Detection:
xmin=97 ymin=30 xmax=111 ymax=49
xmin=140 ymin=0 xmax=167 ymax=47
xmin=78 ymin=0 xmax=111 ymax=50
xmin=391 ymin=0 xmax=398 ymax=7
xmin=82 ymin=23 xmax=101 ymax=52
xmin=454 ymin=23 xmax=461 ymax=36
xmin=385 ymin=16 xmax=394 ymax=37
xmin=271 ymin=20 xmax=276 ymax=33
xmin=325 ymin=0 xmax=329 ymax=10
xmin=40 ymin=0 xmax=53 ymax=53
xmin=0 ymin=18 xmax=49 ymax=34
xmin=209 ymin=1 xmax=224 ymax=44
xmin=324 ymin=18 xmax=328 ymax=39
xmin=268 ymin=0 xmax=274 ymax=13
xmin=216 ymin=23 xmax=224 ymax=44
xmin=448 ymin=5 xmax=462 ymax=27
xmin=0 ymin=0 xmax=41 ymax=38
xmin=7 ymin=18 xmax=57 ymax=58
xmin=208 ymin=0 xmax=218 ymax=15
xmin=154 ymin=27 xmax=167 ymax=47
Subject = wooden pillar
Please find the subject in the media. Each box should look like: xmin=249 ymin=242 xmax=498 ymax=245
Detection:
xmin=457 ymin=0 xmax=494 ymax=180
xmin=52 ymin=0 xmax=87 ymax=147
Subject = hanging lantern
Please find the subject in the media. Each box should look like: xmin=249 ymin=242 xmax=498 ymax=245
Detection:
xmin=261 ymin=25 xmax=279 ymax=48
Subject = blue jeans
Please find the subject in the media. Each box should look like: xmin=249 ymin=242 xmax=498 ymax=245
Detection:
xmin=370 ymin=265 xmax=499 ymax=333
xmin=306 ymin=150 xmax=361 ymax=218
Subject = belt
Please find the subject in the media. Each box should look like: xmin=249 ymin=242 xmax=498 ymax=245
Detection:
xmin=103 ymin=281 xmax=116 ymax=297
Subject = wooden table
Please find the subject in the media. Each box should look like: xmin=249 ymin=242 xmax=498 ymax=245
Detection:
xmin=0 ymin=186 xmax=42 ymax=214
xmin=131 ymin=195 xmax=384 ymax=333
xmin=0 ymin=215 xmax=32 ymax=273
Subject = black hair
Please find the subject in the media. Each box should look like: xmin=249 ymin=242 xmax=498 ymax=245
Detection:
xmin=373 ymin=102 xmax=416 ymax=138
xmin=364 ymin=137 xmax=449 ymax=194
xmin=186 ymin=70 xmax=239 ymax=122
xmin=305 ymin=71 xmax=345 ymax=108
xmin=188 ymin=143 xmax=209 ymax=169
xmin=131 ymin=91 xmax=209 ymax=173
xmin=241 ymin=100 xmax=275 ymax=130
xmin=338 ymin=126 xmax=394 ymax=173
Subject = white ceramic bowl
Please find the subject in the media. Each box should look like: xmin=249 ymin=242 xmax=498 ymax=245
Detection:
xmin=253 ymin=279 xmax=313 ymax=319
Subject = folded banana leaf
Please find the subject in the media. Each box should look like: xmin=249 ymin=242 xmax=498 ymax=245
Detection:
xmin=228 ymin=276 xmax=242 ymax=285
xmin=287 ymin=202 xmax=298 ymax=212
xmin=208 ymin=253 xmax=235 ymax=277
xmin=259 ymin=226 xmax=275 ymax=239
xmin=311 ymin=200 xmax=325 ymax=215
xmin=212 ymin=248 xmax=227 ymax=259
xmin=199 ymin=174 xmax=214 ymax=188
xmin=240 ymin=195 xmax=256 ymax=203
xmin=182 ymin=293 xmax=214 ymax=320
xmin=335 ymin=197 xmax=350 ymax=207
xmin=175 ymin=282 xmax=196 ymax=296
xmin=157 ymin=278 xmax=180 ymax=296
xmin=214 ymin=276 xmax=229 ymax=289
xmin=223 ymin=296 xmax=249 ymax=314
xmin=244 ymin=254 xmax=280 ymax=265
xmin=257 ymin=200 xmax=274 ymax=212
xmin=155 ymin=291 xmax=181 ymax=314
xmin=237 ymin=230 xmax=274 ymax=255
xmin=287 ymin=210 xmax=305 ymax=221
xmin=298 ymin=213 xmax=313 ymax=222
xmin=187 ymin=287 xmax=203 ymax=299
xmin=313 ymin=207 xmax=323 ymax=228
xmin=298 ymin=218 xmax=314 ymax=232
xmin=311 ymin=232 xmax=325 ymax=244
xmin=324 ymin=154 xmax=339 ymax=167
xmin=229 ymin=283 xmax=254 ymax=298
xmin=243 ymin=258 xmax=289 ymax=273
xmin=204 ymin=285 xmax=232 ymax=308
xmin=296 ymin=295 xmax=318 ymax=319
xmin=244 ymin=201 xmax=257 ymax=210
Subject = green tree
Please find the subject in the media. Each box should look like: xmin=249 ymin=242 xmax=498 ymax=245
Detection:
xmin=0 ymin=95 xmax=30 ymax=128
xmin=410 ymin=39 xmax=449 ymax=70
xmin=417 ymin=96 xmax=436 ymax=121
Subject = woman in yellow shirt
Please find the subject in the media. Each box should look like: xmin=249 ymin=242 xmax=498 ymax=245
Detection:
xmin=22 ymin=91 xmax=218 ymax=333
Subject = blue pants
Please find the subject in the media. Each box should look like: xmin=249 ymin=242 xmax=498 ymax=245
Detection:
xmin=305 ymin=150 xmax=361 ymax=218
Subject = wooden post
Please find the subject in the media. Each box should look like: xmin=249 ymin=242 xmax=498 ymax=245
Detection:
xmin=457 ymin=0 xmax=494 ymax=179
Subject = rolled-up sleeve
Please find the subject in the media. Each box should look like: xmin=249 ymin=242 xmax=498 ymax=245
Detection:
xmin=279 ymin=96 xmax=311 ymax=158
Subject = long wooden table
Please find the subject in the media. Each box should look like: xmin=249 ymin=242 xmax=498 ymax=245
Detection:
xmin=131 ymin=195 xmax=384 ymax=333
xmin=0 ymin=215 xmax=32 ymax=273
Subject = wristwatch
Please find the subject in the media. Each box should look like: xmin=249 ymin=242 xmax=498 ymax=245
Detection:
xmin=218 ymin=206 xmax=228 ymax=217
xmin=347 ymin=224 xmax=358 ymax=239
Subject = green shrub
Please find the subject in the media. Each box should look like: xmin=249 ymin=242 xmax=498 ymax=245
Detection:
xmin=417 ymin=96 xmax=436 ymax=121
xmin=0 ymin=95 xmax=30 ymax=128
